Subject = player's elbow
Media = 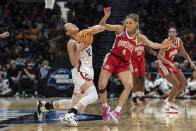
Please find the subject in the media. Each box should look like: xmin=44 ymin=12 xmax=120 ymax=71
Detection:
xmin=157 ymin=54 xmax=162 ymax=59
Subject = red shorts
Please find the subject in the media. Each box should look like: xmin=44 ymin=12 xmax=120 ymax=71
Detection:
xmin=130 ymin=58 xmax=146 ymax=76
xmin=102 ymin=53 xmax=130 ymax=77
xmin=157 ymin=61 xmax=181 ymax=78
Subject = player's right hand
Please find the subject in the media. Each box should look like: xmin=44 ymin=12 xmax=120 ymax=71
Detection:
xmin=169 ymin=63 xmax=176 ymax=70
xmin=77 ymin=39 xmax=88 ymax=51
xmin=104 ymin=7 xmax=111 ymax=17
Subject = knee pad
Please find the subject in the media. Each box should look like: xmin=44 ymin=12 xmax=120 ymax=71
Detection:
xmin=98 ymin=88 xmax=106 ymax=94
xmin=58 ymin=99 xmax=74 ymax=109
xmin=79 ymin=86 xmax=98 ymax=107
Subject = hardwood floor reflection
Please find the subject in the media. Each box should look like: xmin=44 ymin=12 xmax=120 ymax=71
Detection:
xmin=0 ymin=98 xmax=196 ymax=131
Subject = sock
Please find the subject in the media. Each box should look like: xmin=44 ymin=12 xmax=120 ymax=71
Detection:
xmin=115 ymin=106 xmax=122 ymax=112
xmin=137 ymin=92 xmax=142 ymax=97
xmin=74 ymin=106 xmax=78 ymax=110
xmin=132 ymin=92 xmax=136 ymax=98
xmin=68 ymin=108 xmax=78 ymax=116
xmin=45 ymin=102 xmax=54 ymax=110
xmin=102 ymin=103 xmax=108 ymax=107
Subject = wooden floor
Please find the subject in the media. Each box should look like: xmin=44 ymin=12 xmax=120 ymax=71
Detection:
xmin=0 ymin=97 xmax=196 ymax=131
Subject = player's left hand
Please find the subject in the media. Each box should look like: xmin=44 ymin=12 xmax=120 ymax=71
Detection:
xmin=88 ymin=25 xmax=105 ymax=33
xmin=0 ymin=31 xmax=9 ymax=38
xmin=190 ymin=62 xmax=196 ymax=71
xmin=161 ymin=39 xmax=171 ymax=48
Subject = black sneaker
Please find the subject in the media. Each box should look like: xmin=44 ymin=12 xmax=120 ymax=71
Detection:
xmin=138 ymin=96 xmax=147 ymax=105
xmin=131 ymin=97 xmax=139 ymax=106
xmin=37 ymin=100 xmax=49 ymax=121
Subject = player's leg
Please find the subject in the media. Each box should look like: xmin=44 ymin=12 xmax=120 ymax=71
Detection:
xmin=164 ymin=73 xmax=180 ymax=113
xmin=137 ymin=75 xmax=147 ymax=104
xmin=60 ymin=80 xmax=98 ymax=126
xmin=37 ymin=92 xmax=82 ymax=121
xmin=130 ymin=59 xmax=140 ymax=105
xmin=98 ymin=53 xmax=115 ymax=121
xmin=98 ymin=69 xmax=112 ymax=121
xmin=110 ymin=70 xmax=133 ymax=123
xmin=137 ymin=59 xmax=146 ymax=104
xmin=165 ymin=73 xmax=180 ymax=102
xmin=131 ymin=76 xmax=140 ymax=105
xmin=174 ymin=71 xmax=188 ymax=97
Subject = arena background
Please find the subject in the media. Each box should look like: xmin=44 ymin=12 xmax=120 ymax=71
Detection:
xmin=0 ymin=0 xmax=196 ymax=97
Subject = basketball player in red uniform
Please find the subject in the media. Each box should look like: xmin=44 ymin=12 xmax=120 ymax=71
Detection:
xmin=98 ymin=7 xmax=171 ymax=123
xmin=157 ymin=27 xmax=196 ymax=113
xmin=130 ymin=42 xmax=157 ymax=105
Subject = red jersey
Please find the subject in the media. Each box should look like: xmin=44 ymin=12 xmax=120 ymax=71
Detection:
xmin=111 ymin=28 xmax=136 ymax=61
xmin=131 ymin=42 xmax=145 ymax=61
xmin=159 ymin=37 xmax=180 ymax=63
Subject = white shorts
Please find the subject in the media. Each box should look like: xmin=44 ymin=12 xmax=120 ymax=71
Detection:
xmin=71 ymin=67 xmax=94 ymax=93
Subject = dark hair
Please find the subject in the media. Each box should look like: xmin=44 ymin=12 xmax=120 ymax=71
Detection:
xmin=49 ymin=29 xmax=70 ymax=55
xmin=169 ymin=26 xmax=177 ymax=33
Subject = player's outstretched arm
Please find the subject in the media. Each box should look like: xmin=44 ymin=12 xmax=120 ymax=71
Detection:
xmin=139 ymin=34 xmax=170 ymax=49
xmin=99 ymin=7 xmax=122 ymax=34
xmin=87 ymin=25 xmax=105 ymax=35
xmin=0 ymin=31 xmax=9 ymax=38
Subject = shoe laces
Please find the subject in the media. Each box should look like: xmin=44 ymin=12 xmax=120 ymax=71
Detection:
xmin=102 ymin=107 xmax=109 ymax=117
xmin=113 ymin=111 xmax=120 ymax=118
xmin=171 ymin=102 xmax=179 ymax=109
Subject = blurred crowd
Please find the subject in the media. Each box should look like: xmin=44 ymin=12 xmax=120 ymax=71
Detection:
xmin=0 ymin=0 xmax=196 ymax=98
xmin=130 ymin=0 xmax=196 ymax=70
xmin=108 ymin=71 xmax=196 ymax=99
xmin=0 ymin=0 xmax=105 ymax=97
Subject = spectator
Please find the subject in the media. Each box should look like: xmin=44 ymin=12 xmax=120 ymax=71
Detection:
xmin=17 ymin=61 xmax=37 ymax=97
xmin=7 ymin=60 xmax=21 ymax=96
xmin=39 ymin=60 xmax=51 ymax=95
xmin=40 ymin=60 xmax=50 ymax=79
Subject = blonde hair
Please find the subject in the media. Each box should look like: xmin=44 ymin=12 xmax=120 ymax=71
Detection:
xmin=42 ymin=60 xmax=49 ymax=66
xmin=122 ymin=13 xmax=139 ymax=34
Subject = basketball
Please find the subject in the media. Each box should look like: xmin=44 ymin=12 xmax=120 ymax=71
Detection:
xmin=76 ymin=29 xmax=93 ymax=47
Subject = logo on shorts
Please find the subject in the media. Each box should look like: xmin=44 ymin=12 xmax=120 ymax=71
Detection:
xmin=48 ymin=68 xmax=74 ymax=90
xmin=104 ymin=65 xmax=110 ymax=70
xmin=135 ymin=68 xmax=138 ymax=72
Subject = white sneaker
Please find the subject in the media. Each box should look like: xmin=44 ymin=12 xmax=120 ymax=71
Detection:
xmin=60 ymin=113 xmax=78 ymax=126
xmin=163 ymin=102 xmax=179 ymax=114
xmin=37 ymin=101 xmax=49 ymax=121
xmin=0 ymin=88 xmax=12 ymax=95
xmin=164 ymin=97 xmax=175 ymax=103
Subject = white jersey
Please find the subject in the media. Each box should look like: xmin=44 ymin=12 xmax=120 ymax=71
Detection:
xmin=71 ymin=39 xmax=94 ymax=93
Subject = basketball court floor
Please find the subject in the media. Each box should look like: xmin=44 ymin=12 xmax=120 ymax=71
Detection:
xmin=0 ymin=97 xmax=196 ymax=131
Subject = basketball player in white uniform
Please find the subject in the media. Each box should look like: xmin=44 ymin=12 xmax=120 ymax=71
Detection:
xmin=37 ymin=23 xmax=105 ymax=126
